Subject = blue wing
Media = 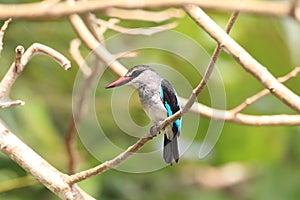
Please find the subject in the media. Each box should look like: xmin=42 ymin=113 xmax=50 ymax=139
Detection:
xmin=160 ymin=79 xmax=181 ymax=136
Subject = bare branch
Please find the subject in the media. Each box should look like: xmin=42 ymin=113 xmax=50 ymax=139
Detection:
xmin=0 ymin=43 xmax=71 ymax=100
xmin=181 ymin=65 xmax=300 ymax=126
xmin=103 ymin=8 xmax=184 ymax=22
xmin=231 ymin=67 xmax=300 ymax=114
xmin=67 ymin=37 xmax=107 ymax=174
xmin=70 ymin=6 xmax=300 ymax=127
xmin=164 ymin=10 xmax=238 ymax=134
xmin=0 ymin=121 xmax=95 ymax=200
xmin=68 ymin=133 xmax=151 ymax=184
xmin=114 ymin=51 xmax=138 ymax=59
xmin=180 ymin=98 xmax=300 ymax=126
xmin=97 ymin=18 xmax=119 ymax=41
xmin=65 ymin=119 xmax=78 ymax=175
xmin=0 ymin=0 xmax=299 ymax=22
xmin=0 ymin=100 xmax=25 ymax=108
xmin=70 ymin=39 xmax=92 ymax=77
xmin=95 ymin=18 xmax=179 ymax=35
xmin=23 ymin=43 xmax=71 ymax=70
xmin=182 ymin=10 xmax=239 ymax=115
xmin=83 ymin=13 xmax=104 ymax=42
xmin=153 ymin=10 xmax=239 ymax=134
xmin=185 ymin=5 xmax=300 ymax=113
xmin=67 ymin=39 xmax=90 ymax=174
xmin=69 ymin=14 xmax=127 ymax=76
xmin=0 ymin=18 xmax=12 ymax=55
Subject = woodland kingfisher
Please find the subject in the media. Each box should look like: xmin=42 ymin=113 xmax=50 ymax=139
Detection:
xmin=106 ymin=65 xmax=182 ymax=164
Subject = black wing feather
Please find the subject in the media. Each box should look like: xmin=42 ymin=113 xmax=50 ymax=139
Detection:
xmin=160 ymin=79 xmax=181 ymax=135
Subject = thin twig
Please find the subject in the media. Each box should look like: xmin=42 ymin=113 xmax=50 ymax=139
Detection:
xmin=68 ymin=135 xmax=151 ymax=184
xmin=184 ymin=5 xmax=300 ymax=113
xmin=104 ymin=8 xmax=184 ymax=22
xmin=65 ymin=119 xmax=77 ymax=175
xmin=0 ymin=43 xmax=71 ymax=99
xmin=95 ymin=18 xmax=179 ymax=35
xmin=67 ymin=10 xmax=240 ymax=184
xmin=97 ymin=18 xmax=119 ymax=42
xmin=185 ymin=10 xmax=239 ymax=102
xmin=156 ymin=10 xmax=239 ymax=131
xmin=69 ymin=14 xmax=127 ymax=76
xmin=0 ymin=18 xmax=11 ymax=55
xmin=231 ymin=67 xmax=300 ymax=114
xmin=67 ymin=38 xmax=106 ymax=174
xmin=66 ymin=39 xmax=88 ymax=174
xmin=180 ymin=98 xmax=300 ymax=126
xmin=0 ymin=100 xmax=25 ymax=108
xmin=83 ymin=13 xmax=103 ymax=42
xmin=70 ymin=39 xmax=92 ymax=77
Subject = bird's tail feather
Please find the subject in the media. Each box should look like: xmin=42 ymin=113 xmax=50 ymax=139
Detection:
xmin=163 ymin=134 xmax=179 ymax=164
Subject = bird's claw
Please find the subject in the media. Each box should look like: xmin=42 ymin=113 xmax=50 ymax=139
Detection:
xmin=150 ymin=121 xmax=163 ymax=137
xmin=150 ymin=125 xmax=158 ymax=137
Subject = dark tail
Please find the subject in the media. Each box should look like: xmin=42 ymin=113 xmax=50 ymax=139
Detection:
xmin=163 ymin=134 xmax=179 ymax=165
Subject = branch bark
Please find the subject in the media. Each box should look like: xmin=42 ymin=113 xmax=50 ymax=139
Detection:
xmin=183 ymin=98 xmax=300 ymax=126
xmin=69 ymin=14 xmax=127 ymax=77
xmin=0 ymin=18 xmax=11 ymax=54
xmin=0 ymin=121 xmax=95 ymax=200
xmin=184 ymin=5 xmax=300 ymax=113
xmin=103 ymin=8 xmax=184 ymax=22
xmin=0 ymin=43 xmax=71 ymax=99
xmin=0 ymin=0 xmax=299 ymax=22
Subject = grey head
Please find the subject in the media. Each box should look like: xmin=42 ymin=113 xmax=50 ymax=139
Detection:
xmin=105 ymin=65 xmax=161 ymax=89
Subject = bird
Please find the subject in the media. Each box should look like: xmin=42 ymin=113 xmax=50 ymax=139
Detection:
xmin=105 ymin=65 xmax=182 ymax=164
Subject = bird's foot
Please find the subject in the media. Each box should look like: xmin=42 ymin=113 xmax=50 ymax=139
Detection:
xmin=150 ymin=122 xmax=163 ymax=137
xmin=150 ymin=125 xmax=158 ymax=137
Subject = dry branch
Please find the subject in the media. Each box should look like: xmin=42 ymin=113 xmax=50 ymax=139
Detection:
xmin=0 ymin=43 xmax=70 ymax=99
xmin=182 ymin=98 xmax=300 ymax=126
xmin=69 ymin=7 xmax=300 ymax=126
xmin=0 ymin=43 xmax=70 ymax=109
xmin=69 ymin=14 xmax=127 ymax=76
xmin=230 ymin=67 xmax=300 ymax=114
xmin=184 ymin=5 xmax=300 ymax=113
xmin=0 ymin=0 xmax=299 ymax=22
xmin=0 ymin=18 xmax=11 ymax=54
xmin=66 ymin=39 xmax=104 ymax=174
xmin=0 ymin=121 xmax=95 ymax=200
xmin=95 ymin=17 xmax=179 ymax=35
xmin=104 ymin=8 xmax=184 ymax=22
xmin=70 ymin=39 xmax=92 ymax=77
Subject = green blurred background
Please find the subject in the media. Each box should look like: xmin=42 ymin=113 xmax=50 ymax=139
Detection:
xmin=1 ymin=1 xmax=300 ymax=200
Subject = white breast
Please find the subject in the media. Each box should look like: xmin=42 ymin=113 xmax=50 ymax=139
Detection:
xmin=139 ymin=89 xmax=167 ymax=123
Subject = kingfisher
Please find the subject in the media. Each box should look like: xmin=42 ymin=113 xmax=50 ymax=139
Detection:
xmin=105 ymin=65 xmax=182 ymax=164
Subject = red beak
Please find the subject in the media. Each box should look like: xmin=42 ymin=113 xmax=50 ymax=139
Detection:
xmin=105 ymin=76 xmax=131 ymax=89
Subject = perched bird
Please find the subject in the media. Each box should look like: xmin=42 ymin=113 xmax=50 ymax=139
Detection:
xmin=106 ymin=65 xmax=182 ymax=164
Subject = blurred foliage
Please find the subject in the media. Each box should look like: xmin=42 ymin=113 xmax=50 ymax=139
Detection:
xmin=0 ymin=2 xmax=300 ymax=200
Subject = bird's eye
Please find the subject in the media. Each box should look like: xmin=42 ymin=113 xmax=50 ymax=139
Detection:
xmin=130 ymin=70 xmax=143 ymax=78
